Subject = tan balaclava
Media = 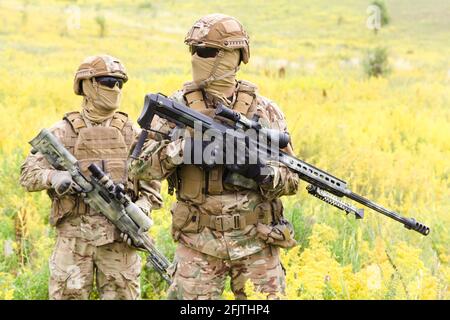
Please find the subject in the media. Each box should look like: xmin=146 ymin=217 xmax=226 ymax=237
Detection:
xmin=192 ymin=49 xmax=240 ymax=103
xmin=81 ymin=78 xmax=122 ymax=123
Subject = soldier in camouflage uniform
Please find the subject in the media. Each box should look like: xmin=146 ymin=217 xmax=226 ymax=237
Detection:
xmin=129 ymin=14 xmax=299 ymax=300
xmin=20 ymin=55 xmax=162 ymax=300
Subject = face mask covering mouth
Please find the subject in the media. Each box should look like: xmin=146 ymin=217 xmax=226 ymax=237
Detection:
xmin=191 ymin=49 xmax=240 ymax=102
xmin=81 ymin=78 xmax=122 ymax=123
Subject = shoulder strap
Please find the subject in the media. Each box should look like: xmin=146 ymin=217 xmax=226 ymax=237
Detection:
xmin=110 ymin=111 xmax=135 ymax=148
xmin=238 ymin=79 xmax=258 ymax=93
xmin=233 ymin=80 xmax=258 ymax=116
xmin=110 ymin=111 xmax=128 ymax=131
xmin=63 ymin=111 xmax=87 ymax=134
xmin=183 ymin=82 xmax=208 ymax=112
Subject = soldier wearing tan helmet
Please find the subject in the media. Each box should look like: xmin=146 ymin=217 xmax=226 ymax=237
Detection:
xmin=20 ymin=55 xmax=162 ymax=300
xmin=129 ymin=14 xmax=299 ymax=300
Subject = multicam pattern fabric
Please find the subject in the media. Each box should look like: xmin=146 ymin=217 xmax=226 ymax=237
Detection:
xmin=167 ymin=244 xmax=285 ymax=300
xmin=49 ymin=236 xmax=141 ymax=300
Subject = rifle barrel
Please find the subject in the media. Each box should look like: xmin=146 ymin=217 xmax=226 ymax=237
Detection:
xmin=346 ymin=191 xmax=430 ymax=236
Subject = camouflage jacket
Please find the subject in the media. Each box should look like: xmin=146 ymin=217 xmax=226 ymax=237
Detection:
xmin=129 ymin=81 xmax=299 ymax=260
xmin=20 ymin=111 xmax=162 ymax=246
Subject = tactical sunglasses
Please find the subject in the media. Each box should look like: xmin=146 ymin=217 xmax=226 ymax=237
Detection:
xmin=94 ymin=76 xmax=124 ymax=89
xmin=190 ymin=46 xmax=220 ymax=58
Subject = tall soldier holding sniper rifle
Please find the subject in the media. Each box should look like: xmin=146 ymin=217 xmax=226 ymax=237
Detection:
xmin=129 ymin=14 xmax=300 ymax=300
xmin=129 ymin=14 xmax=430 ymax=300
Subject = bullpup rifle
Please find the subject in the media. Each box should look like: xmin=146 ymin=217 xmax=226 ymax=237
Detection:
xmin=30 ymin=129 xmax=172 ymax=284
xmin=132 ymin=93 xmax=430 ymax=236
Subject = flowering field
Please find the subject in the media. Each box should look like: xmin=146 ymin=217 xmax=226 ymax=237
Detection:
xmin=0 ymin=0 xmax=449 ymax=299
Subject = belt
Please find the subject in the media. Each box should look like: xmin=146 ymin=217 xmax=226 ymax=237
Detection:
xmin=198 ymin=210 xmax=272 ymax=232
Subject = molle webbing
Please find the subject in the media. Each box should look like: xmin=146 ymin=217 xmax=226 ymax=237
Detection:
xmin=184 ymin=90 xmax=216 ymax=119
xmin=64 ymin=111 xmax=129 ymax=133
xmin=184 ymin=89 xmax=205 ymax=111
xmin=233 ymin=89 xmax=255 ymax=115
xmin=197 ymin=208 xmax=273 ymax=232
xmin=109 ymin=111 xmax=134 ymax=148
xmin=234 ymin=80 xmax=257 ymax=116
xmin=110 ymin=111 xmax=128 ymax=132
xmin=58 ymin=111 xmax=132 ymax=217
xmin=64 ymin=111 xmax=88 ymax=131
xmin=63 ymin=111 xmax=134 ymax=149
xmin=206 ymin=166 xmax=224 ymax=194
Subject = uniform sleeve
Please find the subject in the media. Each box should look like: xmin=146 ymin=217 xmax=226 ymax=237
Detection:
xmin=19 ymin=121 xmax=67 ymax=192
xmin=129 ymin=114 xmax=184 ymax=182
xmin=138 ymin=180 xmax=163 ymax=210
xmin=257 ymin=98 xmax=300 ymax=200
xmin=129 ymin=123 xmax=164 ymax=211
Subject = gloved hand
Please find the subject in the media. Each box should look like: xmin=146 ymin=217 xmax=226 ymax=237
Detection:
xmin=183 ymin=137 xmax=222 ymax=168
xmin=120 ymin=232 xmax=155 ymax=248
xmin=226 ymin=162 xmax=275 ymax=185
xmin=120 ymin=232 xmax=133 ymax=246
xmin=120 ymin=197 xmax=152 ymax=247
xmin=50 ymin=171 xmax=82 ymax=196
xmin=225 ymin=140 xmax=275 ymax=185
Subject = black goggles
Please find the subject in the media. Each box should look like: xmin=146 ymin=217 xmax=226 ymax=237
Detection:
xmin=190 ymin=46 xmax=220 ymax=58
xmin=94 ymin=76 xmax=124 ymax=89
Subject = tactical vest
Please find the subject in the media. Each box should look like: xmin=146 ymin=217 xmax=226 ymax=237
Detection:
xmin=172 ymin=80 xmax=263 ymax=205
xmin=50 ymin=111 xmax=134 ymax=227
xmin=168 ymin=81 xmax=291 ymax=239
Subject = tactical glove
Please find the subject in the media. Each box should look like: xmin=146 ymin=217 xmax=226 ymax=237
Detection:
xmin=183 ymin=137 xmax=221 ymax=169
xmin=120 ymin=232 xmax=133 ymax=246
xmin=50 ymin=171 xmax=82 ymax=196
xmin=225 ymin=140 xmax=275 ymax=185
xmin=120 ymin=197 xmax=152 ymax=247
xmin=226 ymin=162 xmax=275 ymax=185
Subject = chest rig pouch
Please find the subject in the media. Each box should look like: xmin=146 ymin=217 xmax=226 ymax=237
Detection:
xmin=172 ymin=80 xmax=260 ymax=204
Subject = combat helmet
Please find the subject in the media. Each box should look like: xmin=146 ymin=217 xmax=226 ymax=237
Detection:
xmin=73 ymin=55 xmax=128 ymax=95
xmin=185 ymin=13 xmax=250 ymax=64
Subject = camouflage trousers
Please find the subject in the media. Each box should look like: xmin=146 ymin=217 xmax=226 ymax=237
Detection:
xmin=167 ymin=244 xmax=285 ymax=300
xmin=49 ymin=236 xmax=141 ymax=300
